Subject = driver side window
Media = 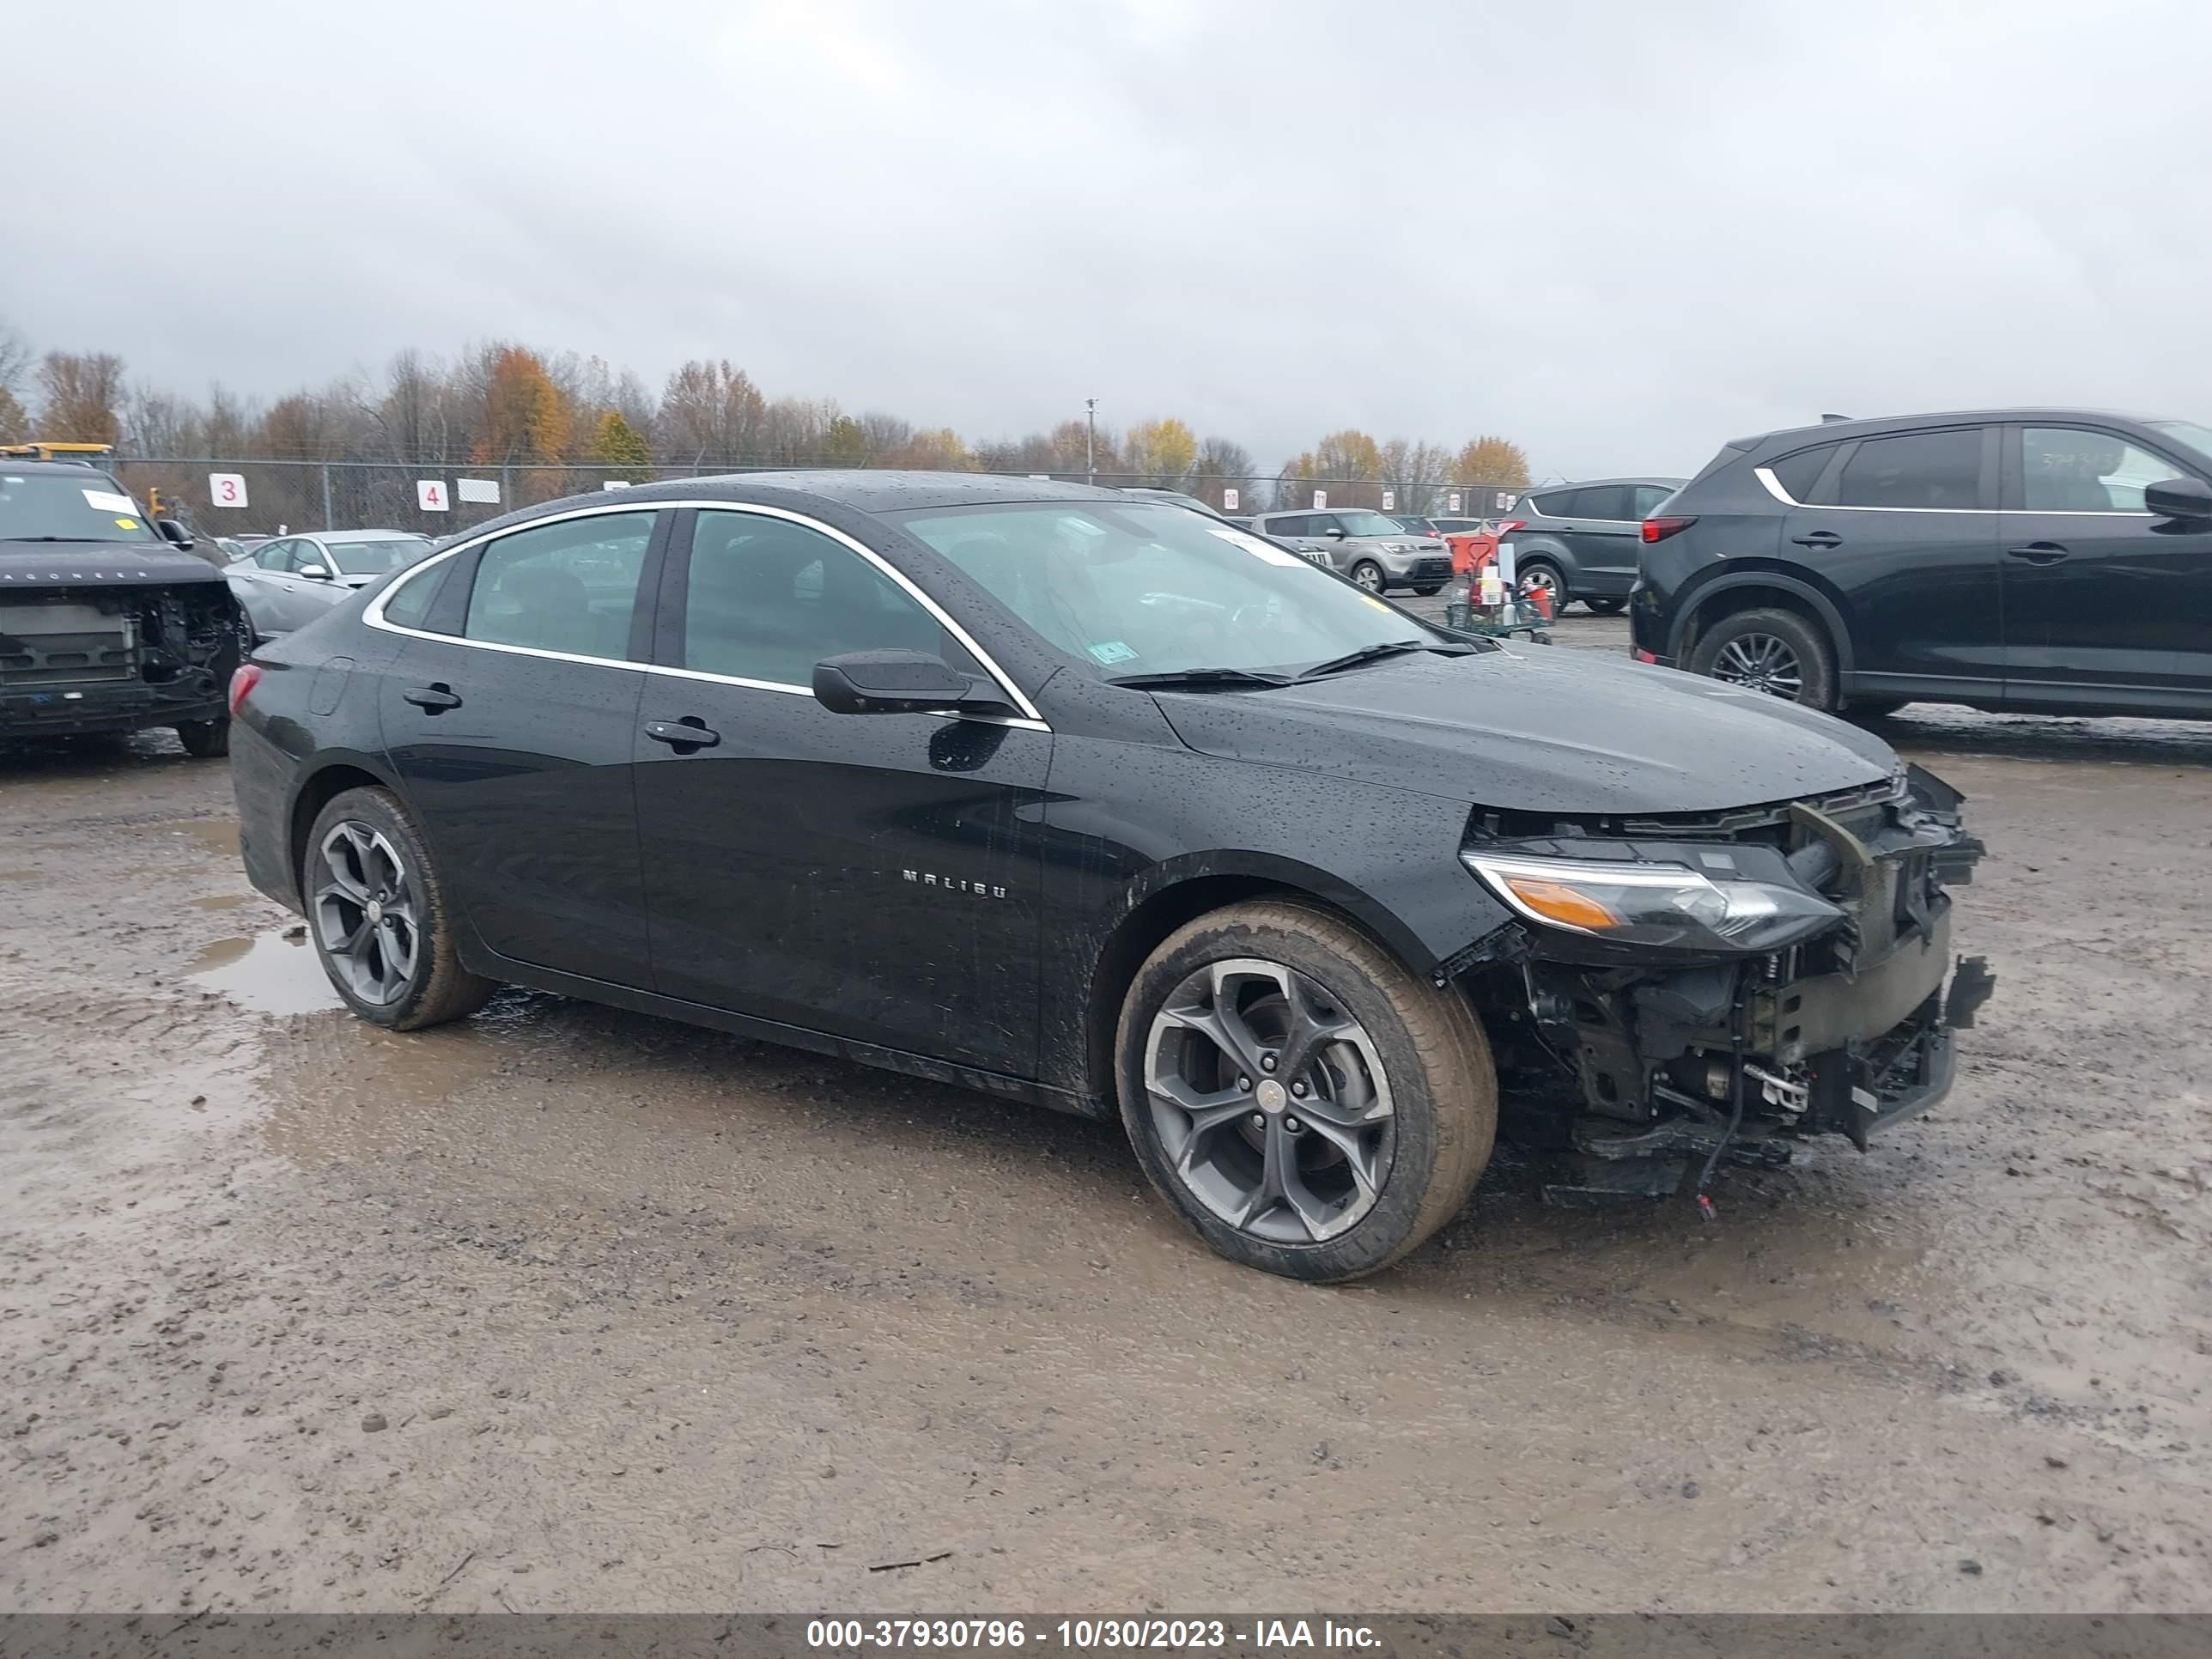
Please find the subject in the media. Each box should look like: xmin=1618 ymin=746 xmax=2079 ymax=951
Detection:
xmin=288 ymin=542 xmax=325 ymax=574
xmin=256 ymin=539 xmax=293 ymax=570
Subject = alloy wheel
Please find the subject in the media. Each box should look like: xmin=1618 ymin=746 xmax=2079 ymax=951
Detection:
xmin=1143 ymin=958 xmax=1395 ymax=1243
xmin=1517 ymin=567 xmax=1559 ymax=599
xmin=1352 ymin=562 xmax=1384 ymax=592
xmin=1711 ymin=632 xmax=1804 ymax=699
xmin=312 ymin=821 xmax=421 ymax=1004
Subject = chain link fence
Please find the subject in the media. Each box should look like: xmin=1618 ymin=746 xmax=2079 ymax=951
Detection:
xmin=112 ymin=458 xmax=1528 ymax=539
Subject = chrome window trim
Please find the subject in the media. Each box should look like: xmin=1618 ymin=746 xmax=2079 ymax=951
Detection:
xmin=1754 ymin=465 xmax=1999 ymax=515
xmin=364 ymin=497 xmax=1049 ymax=728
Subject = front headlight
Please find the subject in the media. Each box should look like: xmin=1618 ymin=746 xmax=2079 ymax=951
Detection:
xmin=1461 ymin=850 xmax=1844 ymax=954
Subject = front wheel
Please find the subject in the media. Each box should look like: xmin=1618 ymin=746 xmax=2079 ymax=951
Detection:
xmin=1687 ymin=606 xmax=1837 ymax=710
xmin=175 ymin=718 xmax=230 ymax=758
xmin=303 ymin=787 xmax=495 ymax=1030
xmin=1350 ymin=560 xmax=1385 ymax=592
xmin=1583 ymin=598 xmax=1626 ymax=616
xmin=1117 ymin=899 xmax=1497 ymax=1282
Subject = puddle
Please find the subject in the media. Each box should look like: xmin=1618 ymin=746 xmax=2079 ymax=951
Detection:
xmin=187 ymin=929 xmax=342 ymax=1016
xmin=187 ymin=892 xmax=250 ymax=911
xmin=157 ymin=818 xmax=241 ymax=857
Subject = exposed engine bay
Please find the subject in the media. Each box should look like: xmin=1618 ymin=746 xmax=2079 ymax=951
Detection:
xmin=0 ymin=584 xmax=247 ymax=738
xmin=1452 ymin=763 xmax=1993 ymax=1204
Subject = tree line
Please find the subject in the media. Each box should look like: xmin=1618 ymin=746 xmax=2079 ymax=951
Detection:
xmin=0 ymin=319 xmax=1531 ymax=515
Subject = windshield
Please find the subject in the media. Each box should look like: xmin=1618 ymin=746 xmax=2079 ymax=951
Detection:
xmin=1332 ymin=510 xmax=1406 ymax=538
xmin=893 ymin=501 xmax=1449 ymax=680
xmin=325 ymin=537 xmax=432 ymax=575
xmin=0 ymin=472 xmax=157 ymax=543
xmin=2144 ymin=421 xmax=2212 ymax=464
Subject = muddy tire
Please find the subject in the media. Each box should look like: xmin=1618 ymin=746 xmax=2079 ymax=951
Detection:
xmin=1688 ymin=605 xmax=1837 ymax=711
xmin=1116 ymin=899 xmax=1496 ymax=1282
xmin=175 ymin=718 xmax=230 ymax=758
xmin=302 ymin=786 xmax=495 ymax=1031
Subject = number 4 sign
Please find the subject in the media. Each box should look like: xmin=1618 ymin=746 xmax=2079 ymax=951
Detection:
xmin=209 ymin=473 xmax=248 ymax=508
xmin=417 ymin=479 xmax=449 ymax=512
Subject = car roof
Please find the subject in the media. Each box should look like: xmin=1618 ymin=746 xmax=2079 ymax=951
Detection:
xmin=0 ymin=459 xmax=124 ymax=477
xmin=1528 ymin=475 xmax=1686 ymax=489
xmin=598 ymin=470 xmax=1130 ymax=515
xmin=316 ymin=528 xmax=434 ymax=542
xmin=1735 ymin=409 xmax=2173 ymax=451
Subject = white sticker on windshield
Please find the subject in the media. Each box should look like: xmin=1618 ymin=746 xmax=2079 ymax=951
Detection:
xmin=1206 ymin=525 xmax=1300 ymax=567
xmin=82 ymin=489 xmax=136 ymax=514
xmin=1087 ymin=640 xmax=1139 ymax=665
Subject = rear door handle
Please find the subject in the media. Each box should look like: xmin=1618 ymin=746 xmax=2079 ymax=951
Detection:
xmin=644 ymin=718 xmax=720 ymax=750
xmin=401 ymin=683 xmax=462 ymax=712
xmin=2007 ymin=542 xmax=2071 ymax=564
xmin=1791 ymin=530 xmax=1842 ymax=549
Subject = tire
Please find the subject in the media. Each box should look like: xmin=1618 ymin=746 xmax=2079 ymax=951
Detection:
xmin=1116 ymin=898 xmax=1497 ymax=1282
xmin=1583 ymin=598 xmax=1626 ymax=616
xmin=1350 ymin=560 xmax=1385 ymax=592
xmin=175 ymin=718 xmax=230 ymax=758
xmin=302 ymin=786 xmax=495 ymax=1030
xmin=1516 ymin=558 xmax=1567 ymax=611
xmin=1686 ymin=606 xmax=1838 ymax=711
xmin=1846 ymin=697 xmax=1905 ymax=721
xmin=1412 ymin=583 xmax=1444 ymax=597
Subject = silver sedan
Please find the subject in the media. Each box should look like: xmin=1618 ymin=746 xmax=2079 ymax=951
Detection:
xmin=226 ymin=530 xmax=434 ymax=637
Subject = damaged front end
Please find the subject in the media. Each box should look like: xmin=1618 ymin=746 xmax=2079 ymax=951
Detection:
xmin=0 ymin=576 xmax=247 ymax=740
xmin=1450 ymin=765 xmax=1993 ymax=1205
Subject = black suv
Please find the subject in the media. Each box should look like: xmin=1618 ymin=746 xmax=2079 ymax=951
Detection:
xmin=1633 ymin=410 xmax=2212 ymax=719
xmin=1503 ymin=477 xmax=1684 ymax=614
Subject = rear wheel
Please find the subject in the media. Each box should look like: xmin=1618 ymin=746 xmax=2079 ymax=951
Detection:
xmin=1687 ymin=606 xmax=1837 ymax=711
xmin=303 ymin=787 xmax=495 ymax=1030
xmin=1350 ymin=560 xmax=1385 ymax=592
xmin=1583 ymin=597 xmax=1626 ymax=616
xmin=1412 ymin=583 xmax=1444 ymax=597
xmin=1117 ymin=899 xmax=1497 ymax=1282
xmin=1516 ymin=559 xmax=1566 ymax=611
xmin=175 ymin=719 xmax=229 ymax=758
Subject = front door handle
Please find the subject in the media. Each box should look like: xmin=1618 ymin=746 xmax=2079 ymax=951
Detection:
xmin=644 ymin=718 xmax=720 ymax=750
xmin=1791 ymin=530 xmax=1842 ymax=549
xmin=401 ymin=683 xmax=462 ymax=713
xmin=2007 ymin=542 xmax=2071 ymax=565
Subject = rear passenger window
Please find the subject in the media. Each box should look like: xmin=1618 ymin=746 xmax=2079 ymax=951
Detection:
xmin=1767 ymin=445 xmax=1837 ymax=503
xmin=1834 ymin=429 xmax=1984 ymax=510
xmin=1573 ymin=486 xmax=1634 ymax=520
xmin=682 ymin=509 xmax=970 ymax=689
xmin=380 ymin=558 xmax=450 ymax=629
xmin=462 ymin=511 xmax=654 ymax=660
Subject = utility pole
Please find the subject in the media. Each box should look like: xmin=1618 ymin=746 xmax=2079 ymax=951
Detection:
xmin=1085 ymin=398 xmax=1097 ymax=484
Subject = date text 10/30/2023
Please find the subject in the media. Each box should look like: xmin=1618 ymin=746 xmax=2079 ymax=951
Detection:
xmin=805 ymin=1620 xmax=1382 ymax=1650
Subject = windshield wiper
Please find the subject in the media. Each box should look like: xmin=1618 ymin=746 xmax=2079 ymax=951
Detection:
xmin=1108 ymin=667 xmax=1294 ymax=691
xmin=1297 ymin=638 xmax=1470 ymax=679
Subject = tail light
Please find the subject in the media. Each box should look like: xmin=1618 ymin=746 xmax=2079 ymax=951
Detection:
xmin=1632 ymin=647 xmax=1659 ymax=664
xmin=228 ymin=662 xmax=263 ymax=717
xmin=1496 ymin=520 xmax=1524 ymax=535
xmin=1641 ymin=516 xmax=1698 ymax=544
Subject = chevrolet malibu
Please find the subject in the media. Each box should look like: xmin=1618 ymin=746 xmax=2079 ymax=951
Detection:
xmin=229 ymin=474 xmax=1991 ymax=1280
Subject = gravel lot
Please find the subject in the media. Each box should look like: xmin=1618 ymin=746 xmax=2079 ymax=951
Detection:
xmin=5 ymin=613 xmax=2209 ymax=1614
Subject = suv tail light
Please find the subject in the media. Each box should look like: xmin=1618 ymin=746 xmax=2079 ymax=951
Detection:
xmin=1495 ymin=520 xmax=1523 ymax=535
xmin=228 ymin=662 xmax=263 ymax=717
xmin=1641 ymin=516 xmax=1698 ymax=544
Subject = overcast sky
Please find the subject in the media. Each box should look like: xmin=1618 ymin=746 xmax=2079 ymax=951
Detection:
xmin=7 ymin=0 xmax=2209 ymax=478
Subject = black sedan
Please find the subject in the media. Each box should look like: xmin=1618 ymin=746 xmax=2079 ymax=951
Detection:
xmin=229 ymin=473 xmax=1989 ymax=1280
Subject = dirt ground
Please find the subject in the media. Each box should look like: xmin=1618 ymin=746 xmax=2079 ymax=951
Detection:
xmin=5 ymin=613 xmax=2209 ymax=1615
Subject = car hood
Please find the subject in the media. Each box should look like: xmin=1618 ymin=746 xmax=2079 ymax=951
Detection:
xmin=0 ymin=539 xmax=229 ymax=586
xmin=1151 ymin=646 xmax=1897 ymax=815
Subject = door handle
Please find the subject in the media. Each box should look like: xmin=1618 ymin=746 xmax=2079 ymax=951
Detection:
xmin=1791 ymin=530 xmax=1842 ymax=549
xmin=401 ymin=683 xmax=462 ymax=713
xmin=644 ymin=718 xmax=720 ymax=750
xmin=2006 ymin=542 xmax=2071 ymax=565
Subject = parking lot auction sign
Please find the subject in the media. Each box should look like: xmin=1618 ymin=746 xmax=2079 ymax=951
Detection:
xmin=1312 ymin=489 xmax=1328 ymax=509
xmin=208 ymin=473 xmax=248 ymax=508
xmin=1222 ymin=487 xmax=1239 ymax=512
xmin=456 ymin=477 xmax=501 ymax=505
xmin=416 ymin=480 xmax=448 ymax=512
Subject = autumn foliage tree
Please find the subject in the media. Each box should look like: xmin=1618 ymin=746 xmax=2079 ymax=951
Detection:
xmin=1453 ymin=434 xmax=1531 ymax=487
xmin=589 ymin=410 xmax=654 ymax=481
xmin=34 ymin=351 xmax=126 ymax=446
xmin=476 ymin=345 xmax=573 ymax=465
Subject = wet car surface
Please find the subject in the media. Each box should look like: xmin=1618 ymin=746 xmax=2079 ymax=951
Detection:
xmin=4 ymin=609 xmax=2208 ymax=1612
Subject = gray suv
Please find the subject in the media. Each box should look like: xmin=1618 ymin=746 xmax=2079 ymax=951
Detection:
xmin=1500 ymin=477 xmax=1682 ymax=614
xmin=1245 ymin=508 xmax=1451 ymax=593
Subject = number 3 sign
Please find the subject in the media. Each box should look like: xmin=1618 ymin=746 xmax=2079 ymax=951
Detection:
xmin=416 ymin=479 xmax=449 ymax=512
xmin=209 ymin=472 xmax=248 ymax=508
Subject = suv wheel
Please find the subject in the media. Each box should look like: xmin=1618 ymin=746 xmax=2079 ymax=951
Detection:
xmin=1350 ymin=559 xmax=1385 ymax=592
xmin=1583 ymin=598 xmax=1626 ymax=616
xmin=1516 ymin=559 xmax=1565 ymax=608
xmin=1688 ymin=606 xmax=1836 ymax=710
xmin=1116 ymin=899 xmax=1497 ymax=1281
xmin=175 ymin=718 xmax=229 ymax=758
xmin=303 ymin=787 xmax=496 ymax=1030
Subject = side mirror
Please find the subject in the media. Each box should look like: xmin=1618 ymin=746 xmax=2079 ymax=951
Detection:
xmin=812 ymin=649 xmax=1005 ymax=716
xmin=298 ymin=563 xmax=331 ymax=580
xmin=1326 ymin=525 xmax=1347 ymax=538
xmin=2143 ymin=477 xmax=2212 ymax=522
xmin=156 ymin=519 xmax=195 ymax=549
